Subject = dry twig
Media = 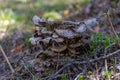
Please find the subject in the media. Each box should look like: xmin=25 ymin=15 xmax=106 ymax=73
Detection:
xmin=48 ymin=48 xmax=120 ymax=79
xmin=21 ymin=60 xmax=35 ymax=79
xmin=106 ymin=9 xmax=120 ymax=46
xmin=0 ymin=45 xmax=14 ymax=73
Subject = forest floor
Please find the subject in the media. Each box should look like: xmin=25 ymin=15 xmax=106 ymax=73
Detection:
xmin=0 ymin=0 xmax=120 ymax=80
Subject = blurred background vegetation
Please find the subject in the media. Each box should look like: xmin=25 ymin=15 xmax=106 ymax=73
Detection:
xmin=0 ymin=0 xmax=89 ymax=29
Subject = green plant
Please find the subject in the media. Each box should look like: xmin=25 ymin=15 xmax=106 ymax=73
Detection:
xmin=0 ymin=9 xmax=16 ymax=27
xmin=21 ymin=71 xmax=26 ymax=76
xmin=89 ymin=33 xmax=118 ymax=51
xmin=87 ymin=70 xmax=92 ymax=75
xmin=60 ymin=74 xmax=67 ymax=80
xmin=103 ymin=70 xmax=110 ymax=80
xmin=45 ymin=67 xmax=50 ymax=74
xmin=42 ymin=11 xmax=62 ymax=20
xmin=110 ymin=65 xmax=114 ymax=70
xmin=24 ymin=34 xmax=32 ymax=44
xmin=78 ymin=74 xmax=84 ymax=80
xmin=33 ymin=75 xmax=39 ymax=80
xmin=25 ymin=62 xmax=32 ymax=67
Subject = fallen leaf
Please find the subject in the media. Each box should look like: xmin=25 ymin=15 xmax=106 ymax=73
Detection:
xmin=93 ymin=26 xmax=100 ymax=33
xmin=63 ymin=10 xmax=69 ymax=15
xmin=11 ymin=44 xmax=25 ymax=53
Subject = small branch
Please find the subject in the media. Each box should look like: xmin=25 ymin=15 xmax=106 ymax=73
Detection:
xmin=0 ymin=45 xmax=14 ymax=73
xmin=48 ymin=48 xmax=120 ymax=79
xmin=104 ymin=43 xmax=116 ymax=55
xmin=48 ymin=62 xmax=72 ymax=80
xmin=21 ymin=60 xmax=34 ymax=79
xmin=79 ymin=49 xmax=120 ymax=64
xmin=104 ymin=59 xmax=110 ymax=80
xmin=104 ymin=43 xmax=116 ymax=80
xmin=106 ymin=10 xmax=120 ymax=46
xmin=65 ymin=50 xmax=117 ymax=66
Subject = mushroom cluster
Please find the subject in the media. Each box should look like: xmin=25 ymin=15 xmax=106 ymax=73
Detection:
xmin=29 ymin=16 xmax=98 ymax=58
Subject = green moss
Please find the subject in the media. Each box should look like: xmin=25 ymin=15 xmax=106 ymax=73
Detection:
xmin=24 ymin=34 xmax=32 ymax=44
xmin=103 ymin=70 xmax=110 ymax=80
xmin=89 ymin=33 xmax=118 ymax=51
xmin=60 ymin=74 xmax=67 ymax=80
xmin=78 ymin=74 xmax=84 ymax=80
xmin=43 ymin=11 xmax=62 ymax=20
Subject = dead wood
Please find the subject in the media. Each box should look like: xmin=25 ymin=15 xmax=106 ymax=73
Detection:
xmin=48 ymin=48 xmax=120 ymax=79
